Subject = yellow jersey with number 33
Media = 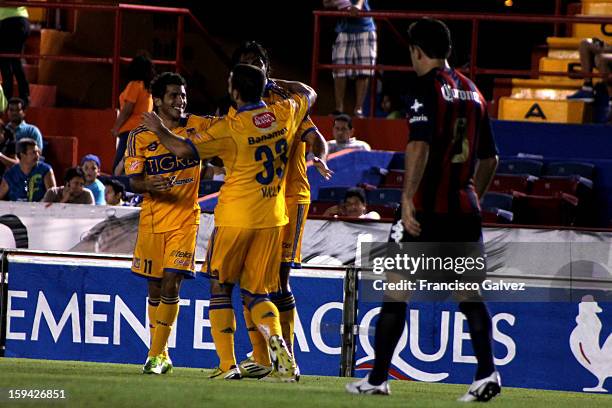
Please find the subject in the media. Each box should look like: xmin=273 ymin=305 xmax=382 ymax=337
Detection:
xmin=187 ymin=94 xmax=310 ymax=228
xmin=124 ymin=114 xmax=217 ymax=233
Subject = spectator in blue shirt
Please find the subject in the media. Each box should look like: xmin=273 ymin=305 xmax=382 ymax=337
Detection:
xmin=81 ymin=153 xmax=106 ymax=205
xmin=6 ymin=97 xmax=43 ymax=150
xmin=0 ymin=138 xmax=56 ymax=201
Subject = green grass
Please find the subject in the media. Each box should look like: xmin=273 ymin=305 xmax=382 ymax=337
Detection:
xmin=0 ymin=358 xmax=610 ymax=407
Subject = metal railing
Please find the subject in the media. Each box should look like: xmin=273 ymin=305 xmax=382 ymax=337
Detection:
xmin=1 ymin=2 xmax=230 ymax=110
xmin=311 ymin=9 xmax=612 ymax=116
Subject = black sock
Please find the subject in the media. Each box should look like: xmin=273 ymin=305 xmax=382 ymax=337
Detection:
xmin=459 ymin=301 xmax=495 ymax=380
xmin=369 ymin=301 xmax=406 ymax=385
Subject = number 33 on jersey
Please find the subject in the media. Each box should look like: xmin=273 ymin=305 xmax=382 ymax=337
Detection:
xmin=186 ymin=93 xmax=311 ymax=229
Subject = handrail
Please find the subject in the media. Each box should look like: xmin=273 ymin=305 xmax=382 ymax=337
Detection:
xmin=0 ymin=2 xmax=231 ymax=109
xmin=312 ymin=9 xmax=612 ymax=116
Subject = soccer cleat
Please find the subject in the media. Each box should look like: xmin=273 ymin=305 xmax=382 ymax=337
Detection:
xmin=345 ymin=375 xmax=390 ymax=395
xmin=161 ymin=355 xmax=173 ymax=374
xmin=238 ymin=356 xmax=272 ymax=379
xmin=266 ymin=335 xmax=297 ymax=382
xmin=142 ymin=355 xmax=164 ymax=375
xmin=208 ymin=365 xmax=242 ymax=380
xmin=567 ymin=87 xmax=595 ymax=102
xmin=457 ymin=371 xmax=501 ymax=402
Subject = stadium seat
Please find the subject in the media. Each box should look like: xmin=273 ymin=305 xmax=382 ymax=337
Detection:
xmin=489 ymin=174 xmax=536 ymax=194
xmin=530 ymin=176 xmax=591 ymax=197
xmin=497 ymin=159 xmax=544 ymax=176
xmin=482 ymin=208 xmax=514 ymax=224
xmin=366 ymin=188 xmax=402 ymax=205
xmin=199 ymin=180 xmax=224 ymax=196
xmin=481 ymin=192 xmax=514 ymax=212
xmin=308 ymin=200 xmax=337 ymax=216
xmin=544 ymin=162 xmax=595 ymax=180
xmin=513 ymin=193 xmax=578 ymax=226
xmin=318 ymin=186 xmax=349 ymax=202
xmin=380 ymin=169 xmax=404 ymax=188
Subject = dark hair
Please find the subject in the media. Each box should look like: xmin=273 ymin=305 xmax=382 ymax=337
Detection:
xmin=407 ymin=18 xmax=452 ymax=59
xmin=127 ymin=54 xmax=156 ymax=88
xmin=8 ymin=97 xmax=25 ymax=109
xmin=345 ymin=187 xmax=366 ymax=204
xmin=16 ymin=138 xmax=38 ymax=158
xmin=230 ymin=64 xmax=265 ymax=104
xmin=150 ymin=72 xmax=187 ymax=101
xmin=232 ymin=41 xmax=270 ymax=76
xmin=103 ymin=178 xmax=125 ymax=197
xmin=64 ymin=166 xmax=85 ymax=184
xmin=334 ymin=113 xmax=353 ymax=129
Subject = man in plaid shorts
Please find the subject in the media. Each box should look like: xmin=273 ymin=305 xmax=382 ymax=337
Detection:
xmin=324 ymin=0 xmax=377 ymax=117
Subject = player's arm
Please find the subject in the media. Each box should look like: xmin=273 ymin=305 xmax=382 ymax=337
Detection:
xmin=402 ymin=141 xmax=428 ymax=237
xmin=141 ymin=112 xmax=197 ymax=159
xmin=269 ymin=79 xmax=317 ymax=105
xmin=129 ymin=174 xmax=172 ymax=194
xmin=44 ymin=168 xmax=57 ymax=189
xmin=474 ymin=110 xmax=499 ymax=198
xmin=303 ymin=128 xmax=332 ymax=180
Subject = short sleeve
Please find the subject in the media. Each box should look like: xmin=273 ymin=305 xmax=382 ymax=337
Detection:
xmin=477 ymin=109 xmax=499 ymax=159
xmin=298 ymin=115 xmax=318 ymax=141
xmin=124 ymin=128 xmax=146 ymax=177
xmin=189 ymin=120 xmax=233 ymax=161
xmin=290 ymin=93 xmax=311 ymax=126
xmin=406 ymin=86 xmax=435 ymax=145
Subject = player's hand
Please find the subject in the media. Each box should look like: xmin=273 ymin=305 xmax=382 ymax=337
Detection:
xmin=313 ymin=157 xmax=333 ymax=180
xmin=142 ymin=112 xmax=164 ymax=134
xmin=146 ymin=175 xmax=172 ymax=192
xmin=401 ymin=198 xmax=421 ymax=237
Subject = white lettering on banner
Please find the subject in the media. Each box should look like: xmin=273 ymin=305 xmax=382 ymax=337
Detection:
xmin=409 ymin=310 xmax=450 ymax=362
xmin=32 ymin=292 xmax=81 ymax=343
xmin=310 ymin=302 xmax=343 ymax=355
xmin=193 ymin=300 xmax=215 ymax=350
xmin=294 ymin=308 xmax=310 ymax=352
xmin=6 ymin=290 xmax=28 ymax=340
xmin=85 ymin=294 xmax=110 ymax=345
xmin=493 ymin=313 xmax=516 ymax=365
xmin=453 ymin=312 xmax=476 ymax=363
xmin=113 ymin=296 xmax=148 ymax=346
xmin=168 ymin=299 xmax=190 ymax=348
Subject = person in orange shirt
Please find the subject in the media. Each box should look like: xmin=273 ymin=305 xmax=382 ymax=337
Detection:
xmin=111 ymin=55 xmax=155 ymax=175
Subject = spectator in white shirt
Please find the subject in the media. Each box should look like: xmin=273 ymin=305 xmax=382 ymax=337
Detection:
xmin=327 ymin=114 xmax=371 ymax=154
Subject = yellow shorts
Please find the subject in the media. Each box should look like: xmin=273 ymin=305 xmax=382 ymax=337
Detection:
xmin=281 ymin=202 xmax=309 ymax=268
xmin=204 ymin=226 xmax=282 ymax=296
xmin=131 ymin=224 xmax=198 ymax=281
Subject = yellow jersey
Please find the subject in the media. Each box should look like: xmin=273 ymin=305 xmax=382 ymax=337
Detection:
xmin=188 ymin=94 xmax=311 ymax=228
xmin=124 ymin=114 xmax=217 ymax=233
xmin=264 ymin=81 xmax=316 ymax=204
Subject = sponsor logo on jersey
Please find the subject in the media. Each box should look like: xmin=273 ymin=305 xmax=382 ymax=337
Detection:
xmin=440 ymin=85 xmax=481 ymax=103
xmin=248 ymin=127 xmax=287 ymax=145
xmin=253 ymin=112 xmax=276 ymax=129
xmin=146 ymin=153 xmax=199 ymax=175
xmin=409 ymin=115 xmax=429 ymax=124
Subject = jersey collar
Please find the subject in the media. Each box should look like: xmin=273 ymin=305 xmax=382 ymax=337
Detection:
xmin=236 ymin=100 xmax=266 ymax=114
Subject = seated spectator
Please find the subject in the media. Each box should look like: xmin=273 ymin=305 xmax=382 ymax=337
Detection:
xmin=0 ymin=138 xmax=55 ymax=201
xmin=43 ymin=166 xmax=94 ymax=204
xmin=5 ymin=97 xmax=43 ymax=150
xmin=380 ymin=92 xmax=404 ymax=119
xmin=0 ymin=120 xmax=18 ymax=178
xmin=81 ymin=154 xmax=106 ymax=205
xmin=103 ymin=178 xmax=126 ymax=206
xmin=327 ymin=114 xmax=371 ymax=154
xmin=322 ymin=187 xmax=381 ymax=219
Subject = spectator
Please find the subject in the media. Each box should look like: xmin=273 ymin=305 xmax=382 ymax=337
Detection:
xmin=323 ymin=0 xmax=377 ymax=117
xmin=323 ymin=187 xmax=381 ymax=219
xmin=0 ymin=138 xmax=55 ymax=201
xmin=380 ymin=92 xmax=404 ymax=119
xmin=327 ymin=113 xmax=371 ymax=153
xmin=0 ymin=120 xmax=18 ymax=178
xmin=110 ymin=54 xmax=155 ymax=174
xmin=0 ymin=7 xmax=30 ymax=105
xmin=0 ymin=83 xmax=7 ymax=112
xmin=5 ymin=97 xmax=43 ymax=150
xmin=103 ymin=178 xmax=125 ymax=206
xmin=43 ymin=166 xmax=94 ymax=204
xmin=81 ymin=154 xmax=106 ymax=205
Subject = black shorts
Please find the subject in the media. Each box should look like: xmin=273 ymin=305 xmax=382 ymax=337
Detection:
xmin=389 ymin=212 xmax=483 ymax=243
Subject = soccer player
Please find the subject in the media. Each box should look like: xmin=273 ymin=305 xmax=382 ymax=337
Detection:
xmin=142 ymin=64 xmax=319 ymax=382
xmin=346 ymin=18 xmax=501 ymax=401
xmin=230 ymin=41 xmax=331 ymax=379
xmin=125 ymin=72 xmax=215 ymax=375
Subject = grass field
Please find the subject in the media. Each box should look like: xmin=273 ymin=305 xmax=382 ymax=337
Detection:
xmin=0 ymin=358 xmax=610 ymax=407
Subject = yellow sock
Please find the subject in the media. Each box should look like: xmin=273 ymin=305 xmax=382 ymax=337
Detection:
xmin=272 ymin=292 xmax=297 ymax=355
xmin=243 ymin=305 xmax=270 ymax=366
xmin=210 ymin=296 xmax=236 ymax=371
xmin=147 ymin=298 xmax=159 ymax=348
xmin=250 ymin=300 xmax=282 ymax=340
xmin=149 ymin=296 xmax=179 ymax=357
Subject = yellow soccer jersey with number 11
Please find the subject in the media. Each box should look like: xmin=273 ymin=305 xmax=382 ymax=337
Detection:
xmin=187 ymin=94 xmax=310 ymax=229
xmin=124 ymin=114 xmax=216 ymax=233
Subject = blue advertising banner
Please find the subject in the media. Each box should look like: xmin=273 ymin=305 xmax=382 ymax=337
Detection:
xmin=4 ymin=256 xmax=344 ymax=376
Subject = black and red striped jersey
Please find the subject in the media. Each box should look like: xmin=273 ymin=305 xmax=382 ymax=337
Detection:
xmin=406 ymin=67 xmax=498 ymax=215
